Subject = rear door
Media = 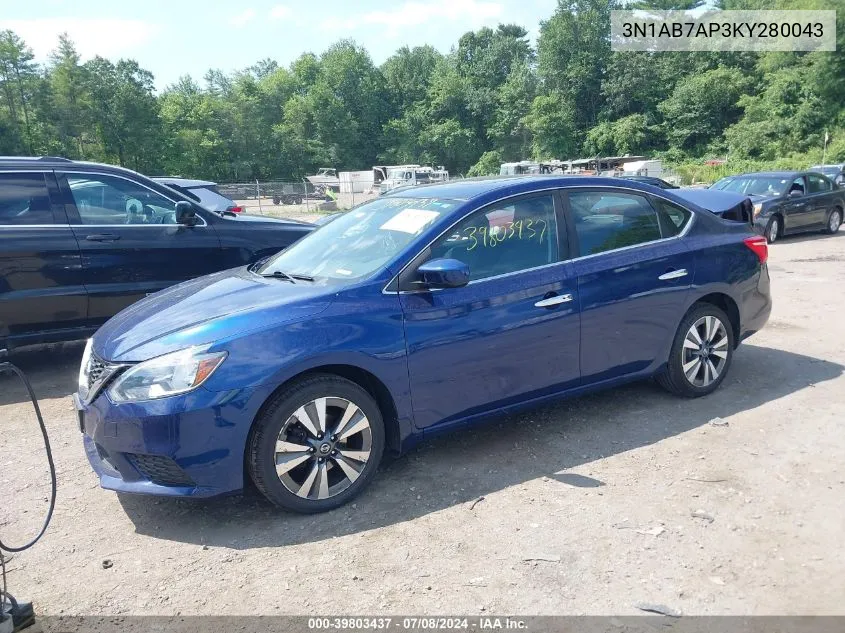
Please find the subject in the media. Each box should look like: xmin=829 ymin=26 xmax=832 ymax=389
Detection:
xmin=805 ymin=174 xmax=835 ymax=227
xmin=57 ymin=170 xmax=223 ymax=325
xmin=566 ymin=189 xmax=694 ymax=384
xmin=0 ymin=170 xmax=87 ymax=343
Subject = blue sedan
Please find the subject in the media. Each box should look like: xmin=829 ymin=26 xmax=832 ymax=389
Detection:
xmin=75 ymin=176 xmax=772 ymax=513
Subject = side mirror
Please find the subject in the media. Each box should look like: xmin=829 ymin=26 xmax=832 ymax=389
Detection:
xmin=416 ymin=258 xmax=470 ymax=289
xmin=788 ymin=189 xmax=803 ymax=198
xmin=175 ymin=201 xmax=198 ymax=226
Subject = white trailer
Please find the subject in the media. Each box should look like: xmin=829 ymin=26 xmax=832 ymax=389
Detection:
xmin=339 ymin=170 xmax=374 ymax=194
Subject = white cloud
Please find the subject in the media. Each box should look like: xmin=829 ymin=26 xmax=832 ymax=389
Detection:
xmin=231 ymin=8 xmax=257 ymax=27
xmin=269 ymin=4 xmax=291 ymax=19
xmin=0 ymin=18 xmax=159 ymax=61
xmin=321 ymin=0 xmax=504 ymax=35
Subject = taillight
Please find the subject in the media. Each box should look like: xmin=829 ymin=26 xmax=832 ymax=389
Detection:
xmin=229 ymin=206 xmax=243 ymax=213
xmin=743 ymin=235 xmax=768 ymax=264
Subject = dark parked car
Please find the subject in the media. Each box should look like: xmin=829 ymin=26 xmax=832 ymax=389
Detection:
xmin=617 ymin=175 xmax=679 ymax=189
xmin=0 ymin=157 xmax=314 ymax=349
xmin=75 ymin=176 xmax=771 ymax=513
xmin=711 ymin=171 xmax=844 ymax=243
xmin=154 ymin=177 xmax=244 ymax=214
xmin=810 ymin=164 xmax=845 ymax=186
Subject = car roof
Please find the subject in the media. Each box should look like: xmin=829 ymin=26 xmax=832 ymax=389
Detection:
xmin=386 ymin=175 xmax=664 ymax=201
xmin=0 ymin=156 xmax=151 ymax=177
xmin=730 ymin=171 xmax=801 ymax=178
xmin=154 ymin=177 xmax=217 ymax=188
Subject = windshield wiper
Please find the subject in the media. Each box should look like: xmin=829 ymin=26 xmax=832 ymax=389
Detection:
xmin=259 ymin=270 xmax=316 ymax=283
xmin=260 ymin=270 xmax=297 ymax=283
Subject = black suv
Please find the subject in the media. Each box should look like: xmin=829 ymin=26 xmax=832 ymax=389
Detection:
xmin=0 ymin=157 xmax=314 ymax=349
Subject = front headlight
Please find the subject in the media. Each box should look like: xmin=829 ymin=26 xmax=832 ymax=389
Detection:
xmin=107 ymin=347 xmax=227 ymax=403
xmin=78 ymin=338 xmax=94 ymax=400
xmin=753 ymin=202 xmax=763 ymax=218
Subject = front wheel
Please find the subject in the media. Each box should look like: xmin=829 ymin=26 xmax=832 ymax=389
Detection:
xmin=247 ymin=374 xmax=385 ymax=513
xmin=765 ymin=216 xmax=780 ymax=244
xmin=657 ymin=303 xmax=735 ymax=398
xmin=824 ymin=208 xmax=842 ymax=234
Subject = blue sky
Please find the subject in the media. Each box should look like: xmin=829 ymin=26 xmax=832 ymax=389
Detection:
xmin=0 ymin=0 xmax=555 ymax=90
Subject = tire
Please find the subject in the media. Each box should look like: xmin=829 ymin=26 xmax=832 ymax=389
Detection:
xmin=272 ymin=195 xmax=281 ymax=205
xmin=823 ymin=208 xmax=842 ymax=234
xmin=656 ymin=303 xmax=735 ymax=398
xmin=247 ymin=374 xmax=385 ymax=513
xmin=765 ymin=216 xmax=780 ymax=244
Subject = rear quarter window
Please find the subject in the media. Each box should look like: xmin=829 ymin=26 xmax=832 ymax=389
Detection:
xmin=0 ymin=172 xmax=54 ymax=225
xmin=652 ymin=198 xmax=692 ymax=237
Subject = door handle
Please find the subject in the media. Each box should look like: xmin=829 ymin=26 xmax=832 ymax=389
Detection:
xmin=534 ymin=293 xmax=573 ymax=308
xmin=85 ymin=233 xmax=121 ymax=242
xmin=658 ymin=268 xmax=688 ymax=281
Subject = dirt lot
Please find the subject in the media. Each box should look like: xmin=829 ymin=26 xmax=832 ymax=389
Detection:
xmin=2 ymin=231 xmax=844 ymax=617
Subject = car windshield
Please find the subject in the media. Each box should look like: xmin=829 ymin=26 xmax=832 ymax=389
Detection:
xmin=718 ymin=176 xmax=791 ymax=196
xmin=257 ymin=197 xmax=455 ymax=281
xmin=813 ymin=166 xmax=840 ymax=177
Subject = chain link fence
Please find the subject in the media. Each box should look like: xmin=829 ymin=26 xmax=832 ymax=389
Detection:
xmin=218 ymin=177 xmax=381 ymax=221
xmin=219 ymin=173 xmax=462 ymax=221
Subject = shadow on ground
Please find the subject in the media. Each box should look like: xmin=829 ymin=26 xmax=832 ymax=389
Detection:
xmin=0 ymin=341 xmax=86 ymax=406
xmin=103 ymin=344 xmax=843 ymax=549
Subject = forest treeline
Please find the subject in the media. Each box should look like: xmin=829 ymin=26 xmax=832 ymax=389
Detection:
xmin=0 ymin=0 xmax=843 ymax=183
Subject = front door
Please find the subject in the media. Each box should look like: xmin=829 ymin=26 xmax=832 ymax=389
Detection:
xmin=399 ymin=193 xmax=581 ymax=430
xmin=782 ymin=176 xmax=814 ymax=231
xmin=566 ymin=189 xmax=694 ymax=383
xmin=57 ymin=171 xmax=223 ymax=325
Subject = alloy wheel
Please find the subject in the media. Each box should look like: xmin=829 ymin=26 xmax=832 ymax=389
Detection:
xmin=768 ymin=219 xmax=779 ymax=243
xmin=273 ymin=397 xmax=373 ymax=500
xmin=681 ymin=315 xmax=729 ymax=388
xmin=830 ymin=211 xmax=842 ymax=233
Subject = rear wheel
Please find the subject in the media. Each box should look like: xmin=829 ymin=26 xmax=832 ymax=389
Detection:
xmin=765 ymin=216 xmax=780 ymax=244
xmin=824 ymin=208 xmax=842 ymax=234
xmin=657 ymin=303 xmax=735 ymax=398
xmin=247 ymin=374 xmax=385 ymax=513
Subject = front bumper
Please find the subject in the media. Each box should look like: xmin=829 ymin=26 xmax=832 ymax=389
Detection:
xmin=74 ymin=383 xmax=273 ymax=498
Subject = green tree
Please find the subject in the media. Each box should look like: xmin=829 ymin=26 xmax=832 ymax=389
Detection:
xmin=0 ymin=30 xmax=40 ymax=153
xmin=84 ymin=57 xmax=161 ymax=171
xmin=48 ymin=34 xmax=92 ymax=158
xmin=537 ymin=0 xmax=617 ymax=135
xmin=468 ymin=149 xmax=503 ymax=176
xmin=658 ymin=66 xmax=749 ymax=152
xmin=524 ymin=92 xmax=577 ymax=159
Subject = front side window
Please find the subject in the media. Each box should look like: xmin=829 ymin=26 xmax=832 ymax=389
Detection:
xmin=258 ymin=197 xmax=454 ymax=282
xmin=0 ymin=173 xmax=54 ymax=226
xmin=807 ymin=174 xmax=832 ymax=193
xmin=67 ymin=174 xmax=179 ymax=225
xmin=569 ymin=191 xmax=662 ymax=256
xmin=427 ymin=194 xmax=560 ymax=281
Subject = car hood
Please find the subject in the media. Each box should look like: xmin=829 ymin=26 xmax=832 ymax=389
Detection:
xmin=674 ymin=188 xmax=749 ymax=213
xmin=218 ymin=213 xmax=315 ymax=226
xmin=94 ymin=268 xmax=335 ymax=362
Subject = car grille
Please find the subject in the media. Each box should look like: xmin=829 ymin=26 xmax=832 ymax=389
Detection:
xmin=87 ymin=353 xmax=108 ymax=390
xmin=125 ymin=454 xmax=196 ymax=487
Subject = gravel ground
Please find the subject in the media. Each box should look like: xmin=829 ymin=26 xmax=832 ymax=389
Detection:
xmin=2 ymin=230 xmax=844 ymax=617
